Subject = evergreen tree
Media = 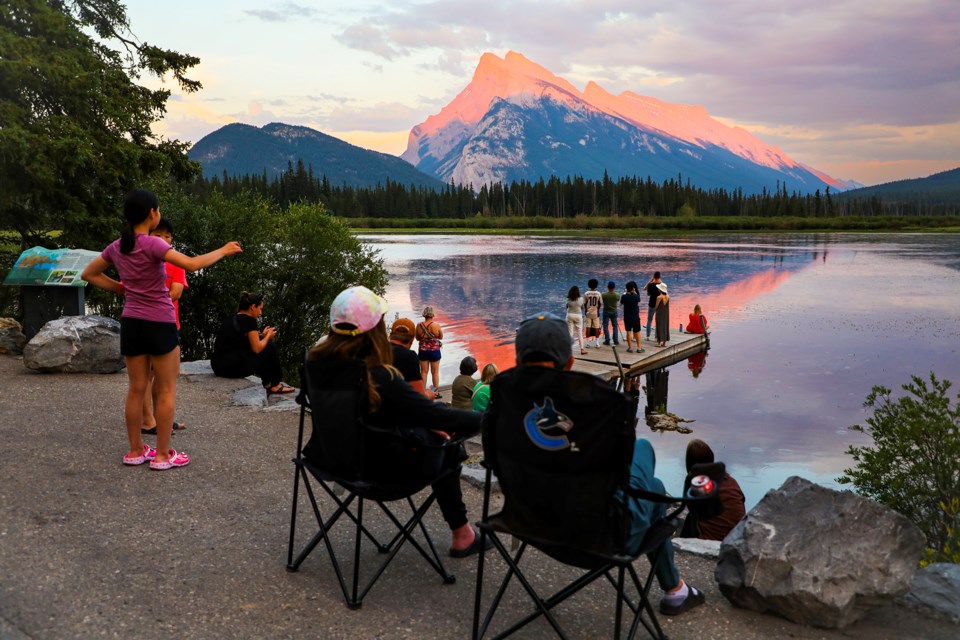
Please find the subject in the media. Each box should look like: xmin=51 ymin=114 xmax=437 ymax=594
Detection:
xmin=0 ymin=0 xmax=201 ymax=249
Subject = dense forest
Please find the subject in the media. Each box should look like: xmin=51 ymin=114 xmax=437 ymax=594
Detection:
xmin=186 ymin=159 xmax=960 ymax=220
xmin=840 ymin=167 xmax=960 ymax=205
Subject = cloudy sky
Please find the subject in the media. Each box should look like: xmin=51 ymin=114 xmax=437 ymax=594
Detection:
xmin=123 ymin=0 xmax=959 ymax=186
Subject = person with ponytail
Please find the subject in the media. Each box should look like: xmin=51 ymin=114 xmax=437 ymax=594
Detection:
xmin=210 ymin=291 xmax=294 ymax=394
xmin=308 ymin=286 xmax=489 ymax=558
xmin=82 ymin=189 xmax=242 ymax=470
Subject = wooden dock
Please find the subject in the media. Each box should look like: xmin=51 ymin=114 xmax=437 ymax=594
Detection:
xmin=572 ymin=332 xmax=709 ymax=382
xmin=436 ymin=332 xmax=708 ymax=398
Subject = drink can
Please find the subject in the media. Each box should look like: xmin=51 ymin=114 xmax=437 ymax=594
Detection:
xmin=688 ymin=474 xmax=714 ymax=498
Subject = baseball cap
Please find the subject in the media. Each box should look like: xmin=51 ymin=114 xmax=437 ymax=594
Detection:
xmin=389 ymin=317 xmax=415 ymax=338
xmin=330 ymin=286 xmax=388 ymax=336
xmin=515 ymin=312 xmax=573 ymax=368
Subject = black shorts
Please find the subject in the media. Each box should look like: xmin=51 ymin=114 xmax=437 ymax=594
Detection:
xmin=120 ymin=317 xmax=179 ymax=357
xmin=418 ymin=349 xmax=442 ymax=362
xmin=623 ymin=317 xmax=642 ymax=332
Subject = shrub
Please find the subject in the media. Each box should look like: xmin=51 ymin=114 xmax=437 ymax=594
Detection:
xmin=838 ymin=373 xmax=960 ymax=563
xmin=87 ymin=189 xmax=387 ymax=384
xmin=265 ymin=202 xmax=387 ymax=378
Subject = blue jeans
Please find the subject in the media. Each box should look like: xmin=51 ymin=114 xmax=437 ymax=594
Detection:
xmin=646 ymin=305 xmax=656 ymax=338
xmin=619 ymin=438 xmax=681 ymax=591
xmin=602 ymin=310 xmax=619 ymax=344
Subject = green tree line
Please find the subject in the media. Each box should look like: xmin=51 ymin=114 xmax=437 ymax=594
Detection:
xmin=186 ymin=161 xmax=960 ymax=220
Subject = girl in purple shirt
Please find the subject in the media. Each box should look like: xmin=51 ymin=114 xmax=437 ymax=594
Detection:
xmin=82 ymin=189 xmax=242 ymax=470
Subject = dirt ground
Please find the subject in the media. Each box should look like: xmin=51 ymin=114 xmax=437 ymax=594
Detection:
xmin=0 ymin=353 xmax=955 ymax=639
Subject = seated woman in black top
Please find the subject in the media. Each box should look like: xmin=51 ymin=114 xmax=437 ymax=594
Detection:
xmin=309 ymin=285 xmax=487 ymax=557
xmin=211 ymin=291 xmax=294 ymax=394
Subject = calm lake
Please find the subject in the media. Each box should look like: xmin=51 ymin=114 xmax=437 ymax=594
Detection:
xmin=361 ymin=233 xmax=960 ymax=508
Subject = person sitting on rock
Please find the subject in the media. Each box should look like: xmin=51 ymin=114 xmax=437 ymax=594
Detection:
xmin=451 ymin=356 xmax=478 ymax=409
xmin=680 ymin=438 xmax=746 ymax=541
xmin=210 ymin=291 xmax=294 ymax=395
xmin=471 ymin=363 xmax=499 ymax=413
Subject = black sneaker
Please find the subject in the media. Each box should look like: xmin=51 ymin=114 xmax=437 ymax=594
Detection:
xmin=659 ymin=585 xmax=705 ymax=616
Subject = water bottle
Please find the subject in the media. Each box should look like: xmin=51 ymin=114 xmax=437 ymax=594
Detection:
xmin=679 ymin=323 xmax=683 ymax=333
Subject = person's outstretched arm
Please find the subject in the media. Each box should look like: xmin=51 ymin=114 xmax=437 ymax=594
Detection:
xmin=164 ymin=242 xmax=242 ymax=272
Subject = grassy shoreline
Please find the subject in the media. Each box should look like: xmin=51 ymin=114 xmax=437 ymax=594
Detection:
xmin=341 ymin=215 xmax=960 ymax=236
xmin=352 ymin=226 xmax=960 ymax=237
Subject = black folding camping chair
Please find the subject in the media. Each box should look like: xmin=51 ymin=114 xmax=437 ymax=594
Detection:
xmin=471 ymin=365 xmax=724 ymax=639
xmin=286 ymin=355 xmax=465 ymax=608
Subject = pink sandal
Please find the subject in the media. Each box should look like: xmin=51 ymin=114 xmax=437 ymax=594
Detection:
xmin=123 ymin=443 xmax=157 ymax=466
xmin=149 ymin=449 xmax=190 ymax=470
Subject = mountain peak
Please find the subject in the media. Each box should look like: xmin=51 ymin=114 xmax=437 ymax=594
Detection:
xmin=401 ymin=51 xmax=583 ymax=165
xmin=402 ymin=52 xmax=844 ymax=193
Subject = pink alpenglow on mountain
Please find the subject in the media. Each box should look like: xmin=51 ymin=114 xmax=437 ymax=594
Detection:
xmin=402 ymin=51 xmax=849 ymax=194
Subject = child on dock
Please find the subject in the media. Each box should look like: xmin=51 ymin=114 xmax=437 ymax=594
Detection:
xmin=583 ymin=279 xmax=603 ymax=348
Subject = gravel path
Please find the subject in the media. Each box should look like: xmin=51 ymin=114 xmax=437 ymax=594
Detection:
xmin=0 ymin=354 xmax=955 ymax=639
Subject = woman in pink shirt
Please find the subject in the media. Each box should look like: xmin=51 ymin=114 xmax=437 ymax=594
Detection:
xmin=82 ymin=189 xmax=242 ymax=470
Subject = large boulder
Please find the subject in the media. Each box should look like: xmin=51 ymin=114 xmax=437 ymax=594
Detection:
xmin=904 ymin=563 xmax=960 ymax=622
xmin=0 ymin=318 xmax=27 ymax=355
xmin=715 ymin=476 xmax=926 ymax=629
xmin=23 ymin=315 xmax=124 ymax=373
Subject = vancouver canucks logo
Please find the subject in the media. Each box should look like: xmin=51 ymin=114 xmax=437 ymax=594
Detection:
xmin=524 ymin=397 xmax=577 ymax=451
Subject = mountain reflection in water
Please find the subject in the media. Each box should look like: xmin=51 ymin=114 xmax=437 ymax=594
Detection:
xmin=364 ymin=233 xmax=960 ymax=508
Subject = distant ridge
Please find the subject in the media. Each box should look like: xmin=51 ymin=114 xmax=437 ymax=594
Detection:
xmin=189 ymin=122 xmax=446 ymax=190
xmin=403 ymin=51 xmax=855 ymax=195
xmin=841 ymin=167 xmax=960 ymax=203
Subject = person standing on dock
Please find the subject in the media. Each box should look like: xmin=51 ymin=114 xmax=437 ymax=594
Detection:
xmin=583 ymin=279 xmax=603 ymax=348
xmin=620 ymin=281 xmax=645 ymax=354
xmin=654 ymin=283 xmax=670 ymax=348
xmin=645 ymin=271 xmax=662 ymax=339
xmin=601 ymin=280 xmax=621 ymax=346
xmin=565 ymin=285 xmax=587 ymax=355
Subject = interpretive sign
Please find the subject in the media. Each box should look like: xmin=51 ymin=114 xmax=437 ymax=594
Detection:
xmin=3 ymin=247 xmax=99 ymax=287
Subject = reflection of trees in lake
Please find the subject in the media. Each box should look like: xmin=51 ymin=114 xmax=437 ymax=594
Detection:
xmin=404 ymin=244 xmax=814 ymax=339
